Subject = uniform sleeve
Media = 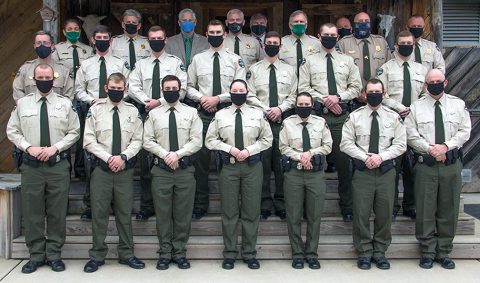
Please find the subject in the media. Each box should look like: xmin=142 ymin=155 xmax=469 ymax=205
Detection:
xmin=309 ymin=122 xmax=333 ymax=156
xmin=433 ymin=43 xmax=446 ymax=74
xmin=338 ymin=58 xmax=361 ymax=101
xmin=245 ymin=114 xmax=273 ymax=155
xmin=378 ymin=115 xmax=406 ymax=161
xmin=279 ymin=121 xmax=302 ymax=161
xmin=127 ymin=66 xmax=149 ymax=104
xmin=186 ymin=57 xmax=202 ymax=102
xmin=298 ymin=58 xmax=325 ymax=103
xmin=278 ymin=71 xmax=297 ymax=113
xmin=340 ymin=114 xmax=369 ymax=161
xmin=121 ymin=61 xmax=131 ymax=81
xmin=246 ymin=68 xmax=268 ymax=112
xmin=205 ymin=115 xmax=233 ymax=153
xmin=405 ymin=104 xmax=430 ymax=153
xmin=121 ymin=111 xmax=143 ymax=159
xmin=12 ymin=65 xmax=26 ymax=102
xmin=53 ymin=102 xmax=80 ymax=151
xmin=6 ymin=105 xmax=31 ymax=151
xmin=444 ymin=101 xmax=471 ymax=150
xmin=383 ymin=39 xmax=393 ymax=61
xmin=337 ymin=39 xmax=346 ymax=53
xmin=142 ymin=114 xmax=169 ymax=159
xmin=378 ymin=65 xmax=405 ymax=113
xmin=75 ymin=64 xmax=94 ymax=104
xmin=176 ymin=111 xmax=203 ymax=158
xmin=83 ymin=109 xmax=111 ymax=162
xmin=61 ymin=67 xmax=75 ymax=101
xmin=175 ymin=61 xmax=188 ymax=100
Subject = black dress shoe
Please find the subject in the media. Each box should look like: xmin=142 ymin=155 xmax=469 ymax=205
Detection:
xmin=243 ymin=258 xmax=260 ymax=269
xmin=291 ymin=258 xmax=304 ymax=269
xmin=275 ymin=209 xmax=287 ymax=220
xmin=436 ymin=257 xmax=455 ymax=269
xmin=402 ymin=209 xmax=416 ymax=219
xmin=80 ymin=208 xmax=92 ymax=220
xmin=175 ymin=257 xmax=191 ymax=269
xmin=46 ymin=259 xmax=66 ymax=272
xmin=419 ymin=257 xmax=434 ymax=269
xmin=260 ymin=209 xmax=271 ymax=220
xmin=156 ymin=258 xmax=171 ymax=270
xmin=342 ymin=212 xmax=353 ymax=222
xmin=83 ymin=259 xmax=105 ymax=273
xmin=119 ymin=256 xmax=145 ymax=269
xmin=222 ymin=258 xmax=235 ymax=270
xmin=21 ymin=260 xmax=44 ymax=274
xmin=306 ymin=258 xmax=320 ymax=269
xmin=372 ymin=256 xmax=390 ymax=270
xmin=357 ymin=257 xmax=371 ymax=270
xmin=192 ymin=208 xmax=207 ymax=220
xmin=136 ymin=210 xmax=154 ymax=221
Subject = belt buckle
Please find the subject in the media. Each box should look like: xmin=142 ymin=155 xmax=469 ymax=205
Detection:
xmin=322 ymin=107 xmax=329 ymax=114
xmin=296 ymin=163 xmax=303 ymax=170
xmin=230 ymin=157 xmax=236 ymax=164
xmin=154 ymin=157 xmax=159 ymax=165
xmin=418 ymin=156 xmax=424 ymax=163
xmin=56 ymin=155 xmax=61 ymax=163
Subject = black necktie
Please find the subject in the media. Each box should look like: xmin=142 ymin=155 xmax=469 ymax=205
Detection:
xmin=369 ymin=111 xmax=379 ymax=154
xmin=234 ymin=36 xmax=240 ymax=55
xmin=402 ymin=62 xmax=412 ymax=107
xmin=235 ymin=109 xmax=244 ymax=150
xmin=326 ymin=53 xmax=338 ymax=95
xmin=362 ymin=39 xmax=371 ymax=81
xmin=152 ymin=59 xmax=160 ymax=99
xmin=99 ymin=56 xmax=107 ymax=98
xmin=112 ymin=106 xmax=121 ymax=155
xmin=301 ymin=122 xmax=311 ymax=152
xmin=40 ymin=97 xmax=51 ymax=147
xmin=129 ymin=38 xmax=136 ymax=69
xmin=435 ymin=101 xmax=445 ymax=144
xmin=169 ymin=107 xmax=179 ymax=151
xmin=269 ymin=64 xmax=278 ymax=107
xmin=415 ymin=44 xmax=422 ymax=64
xmin=296 ymin=39 xmax=302 ymax=75
xmin=212 ymin=52 xmax=221 ymax=96
xmin=72 ymin=45 xmax=80 ymax=79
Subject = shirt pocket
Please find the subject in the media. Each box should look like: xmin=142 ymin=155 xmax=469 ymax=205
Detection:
xmin=221 ymin=63 xmax=236 ymax=80
xmin=287 ymin=131 xmax=303 ymax=150
xmin=416 ymin=114 xmax=434 ymax=137
xmin=334 ymin=63 xmax=349 ymax=84
xmin=446 ymin=111 xmax=462 ymax=135
xmin=49 ymin=106 xmax=68 ymax=131
xmin=412 ymin=73 xmax=426 ymax=98
xmin=354 ymin=126 xmax=370 ymax=148
xmin=243 ymin=117 xmax=261 ymax=141
xmin=310 ymin=127 xmax=324 ymax=150
xmin=94 ymin=123 xmax=112 ymax=146
xmin=387 ymin=73 xmax=404 ymax=96
xmin=380 ymin=120 xmax=395 ymax=148
xmin=20 ymin=109 xmax=38 ymax=129
xmin=277 ymin=73 xmax=294 ymax=94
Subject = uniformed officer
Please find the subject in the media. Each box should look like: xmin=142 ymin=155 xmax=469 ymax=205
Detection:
xmin=13 ymin=31 xmax=74 ymax=102
xmin=279 ymin=92 xmax=332 ymax=270
xmin=128 ymin=25 xmax=188 ymax=220
xmin=111 ymin=9 xmax=151 ymax=70
xmin=75 ymin=25 xmax=130 ymax=219
xmin=187 ymin=19 xmax=246 ymax=219
xmin=406 ymin=15 xmax=446 ymax=74
xmin=250 ymin=13 xmax=268 ymax=47
xmin=406 ymin=69 xmax=471 ymax=269
xmin=223 ymin=9 xmax=263 ymax=68
xmin=7 ymin=64 xmax=80 ymax=273
xmin=205 ymin=79 xmax=273 ymax=270
xmin=336 ymin=16 xmax=352 ymax=39
xmin=340 ymin=78 xmax=406 ymax=270
xmin=165 ymin=8 xmax=209 ymax=68
xmin=279 ymin=10 xmax=321 ymax=75
xmin=377 ymin=30 xmax=427 ymax=219
xmin=143 ymin=75 xmax=202 ymax=270
xmin=298 ymin=23 xmax=362 ymax=221
xmin=246 ymin=31 xmax=297 ymax=220
xmin=83 ymin=73 xmax=145 ymax=273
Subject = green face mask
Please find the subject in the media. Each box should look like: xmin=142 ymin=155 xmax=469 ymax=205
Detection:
xmin=291 ymin=24 xmax=306 ymax=36
xmin=65 ymin=31 xmax=80 ymax=43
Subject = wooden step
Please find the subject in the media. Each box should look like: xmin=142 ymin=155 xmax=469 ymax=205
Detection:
xmin=11 ymin=234 xmax=480 ymax=259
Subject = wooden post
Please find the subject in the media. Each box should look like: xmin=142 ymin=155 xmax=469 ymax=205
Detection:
xmin=432 ymin=0 xmax=443 ymax=50
xmin=0 ymin=174 xmax=21 ymax=259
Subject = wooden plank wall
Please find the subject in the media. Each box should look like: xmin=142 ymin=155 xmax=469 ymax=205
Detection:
xmin=0 ymin=0 xmax=43 ymax=173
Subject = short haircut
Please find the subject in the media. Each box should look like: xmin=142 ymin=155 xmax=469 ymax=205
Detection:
xmin=123 ymin=9 xmax=142 ymax=22
xmin=296 ymin=92 xmax=314 ymax=105
xmin=365 ymin=78 xmax=385 ymax=92
xmin=34 ymin=63 xmax=54 ymax=77
xmin=148 ymin=25 xmax=166 ymax=37
xmin=207 ymin=19 xmax=225 ymax=32
xmin=289 ymin=10 xmax=308 ymax=24
xmin=34 ymin=30 xmax=53 ymax=42
xmin=230 ymin=79 xmax=247 ymax=90
xmin=227 ymin=8 xmax=244 ymax=20
xmin=265 ymin=31 xmax=281 ymax=44
xmin=92 ymin=25 xmax=112 ymax=38
xmin=396 ymin=30 xmax=414 ymax=43
xmin=408 ymin=14 xmax=425 ymax=22
xmin=162 ymin=75 xmax=181 ymax=89
xmin=250 ymin=13 xmax=267 ymax=23
xmin=107 ymin=73 xmax=127 ymax=87
xmin=63 ymin=18 xmax=81 ymax=29
xmin=179 ymin=8 xmax=196 ymax=21
xmin=319 ymin=22 xmax=337 ymax=34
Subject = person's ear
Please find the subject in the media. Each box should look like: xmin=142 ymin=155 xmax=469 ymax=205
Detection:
xmin=104 ymin=85 xmax=108 ymax=93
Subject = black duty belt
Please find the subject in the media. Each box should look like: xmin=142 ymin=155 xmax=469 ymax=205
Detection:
xmin=281 ymin=154 xmax=323 ymax=172
xmin=352 ymin=158 xmax=395 ymax=174
xmin=22 ymin=150 xmax=70 ymax=168
xmin=414 ymin=148 xmax=460 ymax=167
xmin=152 ymin=155 xmax=195 ymax=172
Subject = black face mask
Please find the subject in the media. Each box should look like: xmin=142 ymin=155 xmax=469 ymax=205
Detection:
xmin=95 ymin=40 xmax=110 ymax=52
xmin=227 ymin=23 xmax=242 ymax=34
xmin=321 ymin=36 xmax=337 ymax=50
xmin=427 ymin=82 xmax=445 ymax=96
xmin=409 ymin=27 xmax=424 ymax=38
xmin=251 ymin=25 xmax=266 ymax=36
xmin=264 ymin=44 xmax=280 ymax=57
xmin=35 ymin=45 xmax=52 ymax=59
xmin=149 ymin=39 xmax=165 ymax=52
xmin=230 ymin=92 xmax=247 ymax=106
xmin=338 ymin=28 xmax=352 ymax=39
xmin=295 ymin=106 xmax=312 ymax=119
xmin=366 ymin=92 xmax=383 ymax=107
xmin=163 ymin=90 xmax=180 ymax=103
xmin=398 ymin=44 xmax=414 ymax=57
xmin=208 ymin=35 xmax=224 ymax=48
xmin=108 ymin=89 xmax=124 ymax=103
xmin=125 ymin=23 xmax=138 ymax=35
xmin=35 ymin=79 xmax=54 ymax=94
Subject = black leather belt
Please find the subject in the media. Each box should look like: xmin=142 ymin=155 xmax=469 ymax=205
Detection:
xmin=152 ymin=155 xmax=196 ymax=172
xmin=22 ymin=150 xmax=70 ymax=168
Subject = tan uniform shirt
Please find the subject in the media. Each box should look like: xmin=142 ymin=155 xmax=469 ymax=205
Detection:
xmin=338 ymin=34 xmax=392 ymax=85
xmin=53 ymin=40 xmax=94 ymax=70
xmin=75 ymin=53 xmax=130 ymax=103
xmin=405 ymin=93 xmax=471 ymax=153
xmin=279 ymin=114 xmax=333 ymax=161
xmin=340 ymin=105 xmax=406 ymax=162
xmin=279 ymin=34 xmax=321 ymax=68
xmin=128 ymin=52 xmax=187 ymax=104
xmin=205 ymin=104 xmax=273 ymax=155
xmin=246 ymin=58 xmax=297 ymax=113
xmin=298 ymin=48 xmax=362 ymax=103
xmin=13 ymin=58 xmax=74 ymax=101
xmin=7 ymin=92 xmax=80 ymax=152
xmin=187 ymin=48 xmax=246 ymax=103
xmin=111 ymin=34 xmax=151 ymax=66
xmin=377 ymin=56 xmax=427 ymax=112
xmin=83 ymin=99 xmax=143 ymax=162
xmin=407 ymin=38 xmax=445 ymax=74
xmin=224 ymin=32 xmax=263 ymax=68
xmin=143 ymin=102 xmax=202 ymax=159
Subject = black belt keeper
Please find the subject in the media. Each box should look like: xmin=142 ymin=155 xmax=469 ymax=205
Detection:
xmin=95 ymin=155 xmax=137 ymax=173
xmin=352 ymin=158 xmax=395 ymax=174
xmin=152 ymin=155 xmax=195 ymax=172
xmin=22 ymin=150 xmax=70 ymax=168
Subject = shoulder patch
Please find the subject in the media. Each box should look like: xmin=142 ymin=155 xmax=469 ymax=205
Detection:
xmin=180 ymin=63 xmax=186 ymax=72
xmin=238 ymin=58 xmax=245 ymax=68
xmin=376 ymin=67 xmax=383 ymax=76
xmin=86 ymin=110 xmax=92 ymax=118
xmin=246 ymin=71 xmax=252 ymax=80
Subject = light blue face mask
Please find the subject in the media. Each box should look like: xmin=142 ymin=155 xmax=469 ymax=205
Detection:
xmin=180 ymin=20 xmax=195 ymax=33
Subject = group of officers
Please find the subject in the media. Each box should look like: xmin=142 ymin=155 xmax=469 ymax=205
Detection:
xmin=6 ymin=6 xmax=471 ymax=274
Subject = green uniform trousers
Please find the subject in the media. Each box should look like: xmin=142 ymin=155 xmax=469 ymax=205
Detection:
xmin=261 ymin=121 xmax=284 ymax=212
xmin=89 ymin=167 xmax=135 ymax=261
xmin=20 ymin=160 xmax=70 ymax=262
xmin=151 ymin=166 xmax=195 ymax=260
xmin=394 ymin=152 xmax=415 ymax=212
xmin=284 ymin=169 xmax=326 ymax=259
xmin=352 ymin=168 xmax=395 ymax=258
xmin=219 ymin=161 xmax=262 ymax=259
xmin=414 ymin=160 xmax=462 ymax=259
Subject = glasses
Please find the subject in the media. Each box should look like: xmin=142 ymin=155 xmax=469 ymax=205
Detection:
xmin=34 ymin=41 xmax=52 ymax=47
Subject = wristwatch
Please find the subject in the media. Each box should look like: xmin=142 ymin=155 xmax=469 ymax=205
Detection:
xmin=120 ymin=154 xmax=128 ymax=161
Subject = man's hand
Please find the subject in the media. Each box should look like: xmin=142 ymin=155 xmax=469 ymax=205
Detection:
xmin=108 ymin=156 xmax=125 ymax=173
xmin=200 ymin=96 xmax=220 ymax=112
xmin=236 ymin=149 xmax=250 ymax=162
xmin=164 ymin=152 xmax=180 ymax=167
xmin=435 ymin=154 xmax=447 ymax=162
xmin=26 ymin=146 xmax=44 ymax=158
xmin=266 ymin=107 xmax=282 ymax=122
xmin=357 ymin=89 xmax=367 ymax=103
xmin=36 ymin=146 xmax=58 ymax=162
xmin=329 ymin=103 xmax=343 ymax=115
xmin=429 ymin=144 xmax=448 ymax=159
xmin=169 ymin=160 xmax=179 ymax=170
xmin=365 ymin=153 xmax=383 ymax=169
xmin=323 ymin=95 xmax=340 ymax=108
xmin=145 ymin=98 xmax=161 ymax=112
xmin=229 ymin=147 xmax=241 ymax=158
xmin=300 ymin=151 xmax=313 ymax=169
xmin=399 ymin=107 xmax=410 ymax=118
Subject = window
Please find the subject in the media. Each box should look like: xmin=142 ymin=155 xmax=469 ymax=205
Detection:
xmin=443 ymin=0 xmax=480 ymax=47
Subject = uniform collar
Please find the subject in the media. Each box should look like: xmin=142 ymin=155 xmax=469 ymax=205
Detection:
xmin=262 ymin=58 xmax=280 ymax=70
xmin=354 ymin=35 xmax=373 ymax=45
xmin=426 ymin=92 xmax=447 ymax=107
xmin=95 ymin=52 xmax=112 ymax=61
xmin=162 ymin=102 xmax=182 ymax=113
xmin=230 ymin=104 xmax=247 ymax=114
xmin=35 ymin=92 xmax=53 ymax=103
xmin=294 ymin=114 xmax=313 ymax=125
xmin=394 ymin=55 xmax=410 ymax=67
xmin=208 ymin=48 xmax=225 ymax=58
xmin=227 ymin=32 xmax=244 ymax=40
xmin=107 ymin=99 xmax=125 ymax=112
xmin=150 ymin=51 xmax=167 ymax=63
xmin=365 ymin=105 xmax=384 ymax=118
xmin=319 ymin=47 xmax=338 ymax=58
xmin=122 ymin=34 xmax=139 ymax=41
